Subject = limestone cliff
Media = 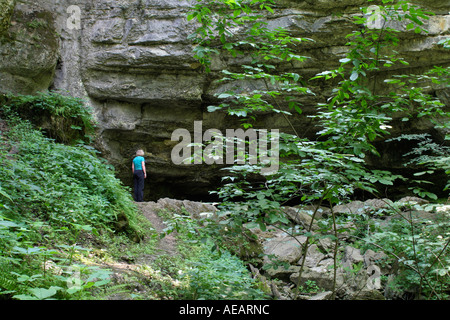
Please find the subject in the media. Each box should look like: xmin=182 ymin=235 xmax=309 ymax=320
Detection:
xmin=0 ymin=0 xmax=449 ymax=200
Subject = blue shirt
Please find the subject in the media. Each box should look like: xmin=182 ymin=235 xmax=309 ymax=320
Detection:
xmin=133 ymin=156 xmax=145 ymax=170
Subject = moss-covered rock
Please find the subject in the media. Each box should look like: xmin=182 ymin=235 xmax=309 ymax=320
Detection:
xmin=0 ymin=0 xmax=15 ymax=36
xmin=0 ymin=2 xmax=59 ymax=95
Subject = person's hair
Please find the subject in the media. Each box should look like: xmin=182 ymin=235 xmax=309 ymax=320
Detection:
xmin=136 ymin=149 xmax=144 ymax=156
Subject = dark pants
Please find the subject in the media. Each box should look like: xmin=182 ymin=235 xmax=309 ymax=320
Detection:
xmin=133 ymin=170 xmax=145 ymax=202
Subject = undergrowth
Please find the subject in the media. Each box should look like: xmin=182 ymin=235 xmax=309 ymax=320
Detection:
xmin=1 ymin=92 xmax=95 ymax=144
xmin=153 ymin=209 xmax=268 ymax=300
xmin=0 ymin=92 xmax=149 ymax=300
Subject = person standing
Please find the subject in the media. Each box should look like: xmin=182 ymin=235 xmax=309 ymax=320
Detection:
xmin=132 ymin=149 xmax=147 ymax=202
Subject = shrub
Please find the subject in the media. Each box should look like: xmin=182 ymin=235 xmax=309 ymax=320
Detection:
xmin=182 ymin=247 xmax=266 ymax=300
xmin=0 ymin=91 xmax=95 ymax=144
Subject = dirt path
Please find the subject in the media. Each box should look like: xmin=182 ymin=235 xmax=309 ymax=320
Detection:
xmin=98 ymin=202 xmax=181 ymax=299
xmin=134 ymin=198 xmax=217 ymax=260
xmin=135 ymin=202 xmax=178 ymax=258
xmin=100 ymin=199 xmax=217 ymax=299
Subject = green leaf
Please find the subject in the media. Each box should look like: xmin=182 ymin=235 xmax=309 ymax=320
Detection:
xmin=93 ymin=279 xmax=110 ymax=287
xmin=13 ymin=294 xmax=38 ymax=300
xmin=217 ymin=93 xmax=233 ymax=99
xmin=0 ymin=187 xmax=13 ymax=202
xmin=187 ymin=12 xmax=197 ymax=21
xmin=67 ymin=286 xmax=82 ymax=294
xmin=265 ymin=6 xmax=274 ymax=14
xmin=378 ymin=179 xmax=393 ymax=185
xmin=207 ymin=105 xmax=222 ymax=112
xmin=258 ymin=221 xmax=266 ymax=231
xmin=350 ymin=71 xmax=359 ymax=81
xmin=223 ymin=43 xmax=234 ymax=50
xmin=28 ymin=287 xmax=58 ymax=300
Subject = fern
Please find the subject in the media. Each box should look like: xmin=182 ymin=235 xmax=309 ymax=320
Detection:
xmin=0 ymin=260 xmax=17 ymax=297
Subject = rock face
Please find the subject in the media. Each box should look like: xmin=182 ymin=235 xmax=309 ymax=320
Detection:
xmin=0 ymin=0 xmax=59 ymax=94
xmin=0 ymin=0 xmax=449 ymax=199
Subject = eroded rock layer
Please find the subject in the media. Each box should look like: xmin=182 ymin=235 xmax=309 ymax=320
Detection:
xmin=1 ymin=0 xmax=449 ymax=199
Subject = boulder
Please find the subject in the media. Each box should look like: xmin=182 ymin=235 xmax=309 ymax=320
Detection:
xmin=308 ymin=291 xmax=334 ymax=300
xmin=279 ymin=243 xmax=389 ymax=299
xmin=266 ymin=265 xmax=301 ymax=282
xmin=264 ymin=235 xmax=307 ymax=265
xmin=363 ymin=249 xmax=389 ymax=274
xmin=298 ymin=244 xmax=327 ymax=268
xmin=147 ymin=197 xmax=218 ymax=219
xmin=333 ymin=198 xmax=393 ymax=216
xmin=342 ymin=246 xmax=364 ymax=267
xmin=290 ymin=265 xmax=344 ymax=292
xmin=283 ymin=206 xmax=320 ymax=230
xmin=396 ymin=196 xmax=429 ymax=206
